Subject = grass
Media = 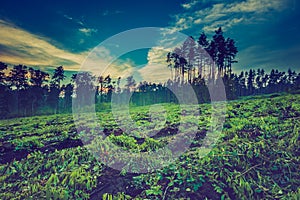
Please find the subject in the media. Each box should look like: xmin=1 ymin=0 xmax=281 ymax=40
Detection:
xmin=0 ymin=93 xmax=299 ymax=199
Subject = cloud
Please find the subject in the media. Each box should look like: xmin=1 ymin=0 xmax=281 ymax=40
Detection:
xmin=81 ymin=46 xmax=134 ymax=78
xmin=146 ymin=28 xmax=189 ymax=66
xmin=144 ymin=29 xmax=193 ymax=82
xmin=63 ymin=14 xmax=73 ymax=20
xmin=227 ymin=0 xmax=285 ymax=13
xmin=203 ymin=4 xmax=226 ymax=22
xmin=194 ymin=18 xmax=202 ymax=24
xmin=79 ymin=28 xmax=98 ymax=36
xmin=147 ymin=45 xmax=175 ymax=65
xmin=0 ymin=19 xmax=133 ymax=76
xmin=138 ymin=63 xmax=171 ymax=83
xmin=202 ymin=17 xmax=244 ymax=32
xmin=62 ymin=13 xmax=98 ymax=37
xmin=171 ymin=0 xmax=292 ymax=33
xmin=182 ymin=0 xmax=199 ymax=9
xmin=102 ymin=10 xmax=124 ymax=16
xmin=62 ymin=13 xmax=85 ymax=26
xmin=0 ymin=19 xmax=88 ymax=70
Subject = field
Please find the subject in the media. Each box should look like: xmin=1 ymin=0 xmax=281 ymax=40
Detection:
xmin=0 ymin=93 xmax=299 ymax=199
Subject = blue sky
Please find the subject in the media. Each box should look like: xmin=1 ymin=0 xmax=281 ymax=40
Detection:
xmin=0 ymin=0 xmax=299 ymax=79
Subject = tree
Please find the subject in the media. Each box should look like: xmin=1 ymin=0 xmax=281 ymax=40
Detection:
xmin=0 ymin=62 xmax=9 ymax=118
xmin=104 ymin=75 xmax=114 ymax=102
xmin=225 ymin=38 xmax=238 ymax=74
xmin=287 ymin=68 xmax=297 ymax=91
xmin=182 ymin=36 xmax=197 ymax=83
xmin=72 ymin=72 xmax=95 ymax=107
xmin=29 ymin=68 xmax=49 ymax=87
xmin=198 ymin=32 xmax=209 ymax=48
xmin=7 ymin=65 xmax=29 ymax=115
xmin=0 ymin=62 xmax=7 ymax=85
xmin=28 ymin=67 xmax=49 ymax=114
xmin=255 ymin=68 xmax=263 ymax=94
xmin=294 ymin=73 xmax=300 ymax=90
xmin=8 ymin=64 xmax=29 ymax=91
xmin=173 ymin=47 xmax=186 ymax=83
xmin=212 ymin=27 xmax=226 ymax=75
xmin=268 ymin=69 xmax=280 ymax=93
xmin=238 ymin=71 xmax=246 ymax=96
xmin=197 ymin=32 xmax=209 ymax=78
xmin=206 ymin=40 xmax=218 ymax=80
xmin=62 ymin=83 xmax=73 ymax=110
xmin=48 ymin=66 xmax=66 ymax=113
xmin=51 ymin=66 xmax=66 ymax=87
xmin=97 ymin=76 xmax=104 ymax=103
xmin=125 ymin=76 xmax=136 ymax=92
xmin=223 ymin=73 xmax=237 ymax=100
xmin=247 ymin=69 xmax=255 ymax=95
xmin=116 ymin=77 xmax=121 ymax=93
xmin=167 ymin=52 xmax=174 ymax=80
xmin=179 ymin=56 xmax=188 ymax=84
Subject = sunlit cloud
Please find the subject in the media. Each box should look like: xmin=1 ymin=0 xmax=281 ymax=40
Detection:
xmin=147 ymin=46 xmax=172 ymax=65
xmin=0 ymin=19 xmax=88 ymax=70
xmin=0 ymin=19 xmax=134 ymax=76
xmin=172 ymin=0 xmax=292 ymax=33
xmin=138 ymin=63 xmax=171 ymax=83
xmin=81 ymin=46 xmax=134 ymax=79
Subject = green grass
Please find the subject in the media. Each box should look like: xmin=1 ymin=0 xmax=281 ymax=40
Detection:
xmin=0 ymin=93 xmax=299 ymax=199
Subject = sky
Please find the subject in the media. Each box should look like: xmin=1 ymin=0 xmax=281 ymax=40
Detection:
xmin=0 ymin=0 xmax=299 ymax=81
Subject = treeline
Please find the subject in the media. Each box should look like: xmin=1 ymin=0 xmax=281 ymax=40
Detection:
xmin=0 ymin=61 xmax=299 ymax=119
xmin=0 ymin=64 xmax=72 ymax=118
xmin=0 ymin=27 xmax=299 ymax=119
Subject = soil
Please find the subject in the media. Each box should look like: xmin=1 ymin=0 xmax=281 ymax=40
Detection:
xmin=0 ymin=138 xmax=83 ymax=164
xmin=89 ymin=167 xmax=143 ymax=199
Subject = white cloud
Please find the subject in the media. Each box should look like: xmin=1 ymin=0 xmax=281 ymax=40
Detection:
xmin=203 ymin=4 xmax=226 ymax=22
xmin=203 ymin=17 xmax=244 ymax=32
xmin=79 ymin=28 xmax=98 ymax=36
xmin=170 ymin=15 xmax=195 ymax=33
xmin=63 ymin=14 xmax=73 ymax=20
xmin=194 ymin=18 xmax=202 ymax=24
xmin=171 ymin=0 xmax=292 ymax=33
xmin=62 ymin=13 xmax=85 ymax=26
xmin=182 ymin=0 xmax=199 ymax=9
xmin=227 ymin=0 xmax=286 ymax=13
